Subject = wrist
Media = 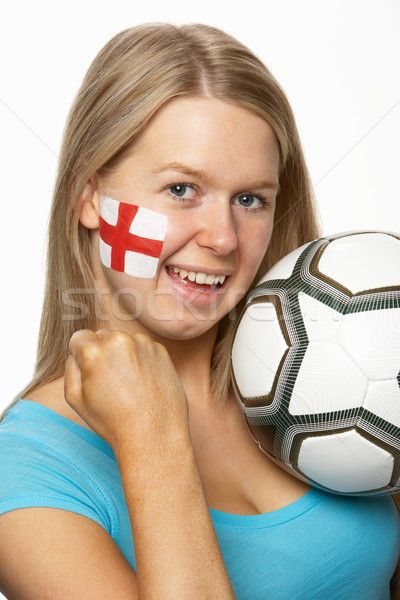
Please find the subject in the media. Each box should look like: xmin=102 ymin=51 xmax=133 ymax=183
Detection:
xmin=113 ymin=421 xmax=194 ymax=469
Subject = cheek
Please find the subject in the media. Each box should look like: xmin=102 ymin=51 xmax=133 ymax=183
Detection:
xmin=157 ymin=214 xmax=194 ymax=260
xmin=240 ymin=223 xmax=273 ymax=275
xmin=100 ymin=268 xmax=149 ymax=320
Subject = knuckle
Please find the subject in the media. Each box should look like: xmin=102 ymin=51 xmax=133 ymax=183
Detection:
xmin=108 ymin=330 xmax=132 ymax=348
xmin=135 ymin=335 xmax=167 ymax=357
xmin=79 ymin=342 xmax=102 ymax=366
xmin=131 ymin=332 xmax=156 ymax=352
xmin=69 ymin=329 xmax=96 ymax=352
xmin=154 ymin=341 xmax=168 ymax=356
xmin=131 ymin=332 xmax=148 ymax=344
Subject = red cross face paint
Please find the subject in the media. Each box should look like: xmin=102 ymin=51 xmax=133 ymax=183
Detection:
xmin=99 ymin=195 xmax=168 ymax=278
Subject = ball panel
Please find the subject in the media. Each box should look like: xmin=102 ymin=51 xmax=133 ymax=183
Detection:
xmin=231 ymin=302 xmax=288 ymax=398
xmin=258 ymin=241 xmax=311 ymax=282
xmin=281 ymin=413 xmax=360 ymax=464
xmin=338 ymin=308 xmax=400 ymax=380
xmin=240 ymin=344 xmax=307 ymax=414
xmin=318 ymin=233 xmax=400 ymax=293
xmin=288 ymin=342 xmax=368 ymax=415
xmin=363 ymin=380 xmax=400 ymax=428
xmin=298 ymin=293 xmax=343 ymax=342
xmin=297 ymin=429 xmax=394 ymax=493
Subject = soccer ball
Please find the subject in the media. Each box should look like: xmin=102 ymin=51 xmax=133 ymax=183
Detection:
xmin=231 ymin=231 xmax=400 ymax=495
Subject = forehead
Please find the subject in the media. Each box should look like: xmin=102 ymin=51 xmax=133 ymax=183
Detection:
xmin=122 ymin=97 xmax=280 ymax=186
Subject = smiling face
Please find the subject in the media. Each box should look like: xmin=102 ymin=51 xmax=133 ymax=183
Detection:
xmin=82 ymin=96 xmax=280 ymax=341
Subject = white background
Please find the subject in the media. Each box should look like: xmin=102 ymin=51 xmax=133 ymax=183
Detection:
xmin=0 ymin=1 xmax=399 ymax=596
xmin=1 ymin=1 xmax=399 ymax=406
xmin=1 ymin=0 xmax=399 ymax=415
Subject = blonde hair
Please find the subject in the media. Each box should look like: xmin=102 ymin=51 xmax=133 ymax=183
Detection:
xmin=14 ymin=22 xmax=320 ymax=405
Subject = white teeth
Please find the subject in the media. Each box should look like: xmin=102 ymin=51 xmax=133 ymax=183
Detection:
xmin=196 ymin=272 xmax=207 ymax=284
xmin=171 ymin=267 xmax=227 ymax=286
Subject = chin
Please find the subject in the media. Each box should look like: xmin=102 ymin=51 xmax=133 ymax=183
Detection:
xmin=146 ymin=318 xmax=219 ymax=342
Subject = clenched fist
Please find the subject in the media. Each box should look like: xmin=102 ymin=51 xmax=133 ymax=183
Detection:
xmin=64 ymin=329 xmax=189 ymax=450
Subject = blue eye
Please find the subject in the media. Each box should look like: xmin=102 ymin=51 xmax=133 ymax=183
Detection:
xmin=168 ymin=184 xmax=196 ymax=199
xmin=234 ymin=194 xmax=266 ymax=210
xmin=169 ymin=184 xmax=187 ymax=197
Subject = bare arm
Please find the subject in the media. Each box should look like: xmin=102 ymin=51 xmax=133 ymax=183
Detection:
xmin=118 ymin=427 xmax=233 ymax=599
xmin=0 ymin=329 xmax=235 ymax=599
xmin=0 ymin=508 xmax=138 ymax=599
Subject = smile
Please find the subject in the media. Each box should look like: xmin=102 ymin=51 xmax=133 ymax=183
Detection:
xmin=171 ymin=267 xmax=226 ymax=286
xmin=166 ymin=265 xmax=229 ymax=293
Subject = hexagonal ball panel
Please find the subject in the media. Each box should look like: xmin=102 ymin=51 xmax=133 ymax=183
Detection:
xmin=338 ymin=308 xmax=400 ymax=380
xmin=297 ymin=429 xmax=394 ymax=493
xmin=289 ymin=341 xmax=368 ymax=415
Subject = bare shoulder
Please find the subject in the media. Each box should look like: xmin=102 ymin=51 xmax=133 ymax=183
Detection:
xmin=24 ymin=376 xmax=65 ymax=404
xmin=25 ymin=376 xmax=92 ymax=431
xmin=0 ymin=507 xmax=137 ymax=599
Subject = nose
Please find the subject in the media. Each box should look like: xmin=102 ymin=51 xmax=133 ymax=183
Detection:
xmin=195 ymin=198 xmax=238 ymax=256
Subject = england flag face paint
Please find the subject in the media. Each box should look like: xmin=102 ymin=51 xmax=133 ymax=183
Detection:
xmin=99 ymin=195 xmax=168 ymax=278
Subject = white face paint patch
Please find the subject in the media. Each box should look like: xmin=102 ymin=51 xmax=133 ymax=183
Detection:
xmin=98 ymin=195 xmax=168 ymax=278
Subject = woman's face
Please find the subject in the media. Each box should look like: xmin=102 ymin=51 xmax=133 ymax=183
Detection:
xmin=87 ymin=96 xmax=280 ymax=341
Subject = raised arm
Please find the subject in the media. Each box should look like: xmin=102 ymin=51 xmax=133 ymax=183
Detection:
xmin=0 ymin=329 xmax=235 ymax=600
xmin=64 ymin=328 xmax=235 ymax=599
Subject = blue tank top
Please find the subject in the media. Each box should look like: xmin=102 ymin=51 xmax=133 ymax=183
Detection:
xmin=0 ymin=399 xmax=399 ymax=599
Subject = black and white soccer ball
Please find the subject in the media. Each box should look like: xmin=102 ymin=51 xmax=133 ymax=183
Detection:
xmin=231 ymin=231 xmax=400 ymax=495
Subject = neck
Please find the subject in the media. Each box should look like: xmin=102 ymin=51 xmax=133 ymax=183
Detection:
xmin=94 ymin=315 xmax=220 ymax=408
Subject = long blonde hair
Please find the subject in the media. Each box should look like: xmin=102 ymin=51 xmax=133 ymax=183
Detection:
xmin=13 ymin=22 xmax=320 ymax=405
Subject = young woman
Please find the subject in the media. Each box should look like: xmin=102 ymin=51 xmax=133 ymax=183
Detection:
xmin=0 ymin=23 xmax=399 ymax=599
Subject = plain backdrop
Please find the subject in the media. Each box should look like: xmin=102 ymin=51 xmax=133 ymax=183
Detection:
xmin=0 ymin=4 xmax=399 ymax=415
xmin=0 ymin=1 xmax=399 ymax=597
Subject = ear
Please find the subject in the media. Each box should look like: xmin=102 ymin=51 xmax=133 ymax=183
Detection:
xmin=79 ymin=177 xmax=101 ymax=230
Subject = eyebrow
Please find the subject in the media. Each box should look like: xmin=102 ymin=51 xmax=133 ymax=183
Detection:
xmin=150 ymin=162 xmax=280 ymax=191
xmin=150 ymin=163 xmax=208 ymax=179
